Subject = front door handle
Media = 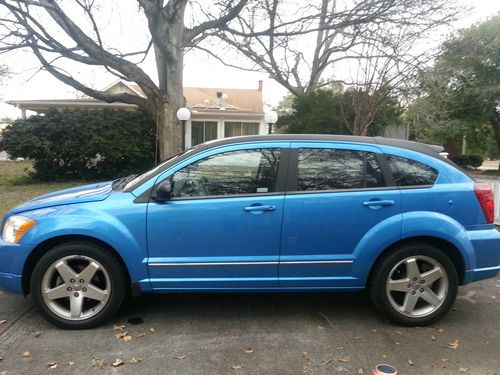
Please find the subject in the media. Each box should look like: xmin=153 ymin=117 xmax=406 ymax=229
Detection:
xmin=363 ymin=200 xmax=395 ymax=207
xmin=244 ymin=205 xmax=276 ymax=212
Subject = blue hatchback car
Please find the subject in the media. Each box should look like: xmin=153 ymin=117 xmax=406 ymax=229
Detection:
xmin=1 ymin=135 xmax=499 ymax=329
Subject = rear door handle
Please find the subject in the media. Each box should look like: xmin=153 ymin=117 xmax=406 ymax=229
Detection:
xmin=363 ymin=200 xmax=395 ymax=207
xmin=244 ymin=205 xmax=276 ymax=212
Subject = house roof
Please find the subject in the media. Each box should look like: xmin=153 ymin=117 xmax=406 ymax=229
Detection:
xmin=6 ymin=80 xmax=264 ymax=115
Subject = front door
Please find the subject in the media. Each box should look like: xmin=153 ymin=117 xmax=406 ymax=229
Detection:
xmin=147 ymin=145 xmax=287 ymax=290
xmin=279 ymin=143 xmax=401 ymax=288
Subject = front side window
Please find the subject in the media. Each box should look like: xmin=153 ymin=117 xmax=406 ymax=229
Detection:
xmin=386 ymin=155 xmax=438 ymax=186
xmin=224 ymin=122 xmax=260 ymax=137
xmin=171 ymin=149 xmax=281 ymax=198
xmin=297 ymin=148 xmax=385 ymax=191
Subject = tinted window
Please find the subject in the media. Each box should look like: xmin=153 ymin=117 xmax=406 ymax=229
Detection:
xmin=191 ymin=121 xmax=217 ymax=146
xmin=171 ymin=149 xmax=281 ymax=198
xmin=386 ymin=155 xmax=438 ymax=186
xmin=297 ymin=148 xmax=384 ymax=191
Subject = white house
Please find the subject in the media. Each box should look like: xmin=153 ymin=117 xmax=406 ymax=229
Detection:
xmin=6 ymin=80 xmax=268 ymax=149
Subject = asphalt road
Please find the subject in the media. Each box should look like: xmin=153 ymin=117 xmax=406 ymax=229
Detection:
xmin=1 ymin=277 xmax=499 ymax=375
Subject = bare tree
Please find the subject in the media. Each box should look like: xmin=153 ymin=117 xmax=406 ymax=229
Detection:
xmin=208 ymin=0 xmax=459 ymax=108
xmin=0 ymin=0 xmax=250 ymax=160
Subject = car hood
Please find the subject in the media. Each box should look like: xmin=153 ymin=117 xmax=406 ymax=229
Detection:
xmin=9 ymin=181 xmax=114 ymax=214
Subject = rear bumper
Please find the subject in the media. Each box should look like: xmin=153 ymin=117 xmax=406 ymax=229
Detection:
xmin=0 ymin=240 xmax=34 ymax=294
xmin=463 ymin=229 xmax=500 ymax=284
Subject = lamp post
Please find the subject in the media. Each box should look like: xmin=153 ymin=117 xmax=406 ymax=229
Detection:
xmin=176 ymin=107 xmax=191 ymax=151
xmin=264 ymin=110 xmax=278 ymax=134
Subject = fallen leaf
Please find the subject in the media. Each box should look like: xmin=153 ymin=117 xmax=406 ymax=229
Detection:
xmin=382 ymin=354 xmax=387 ymax=359
xmin=447 ymin=339 xmax=460 ymax=350
xmin=67 ymin=361 xmax=74 ymax=366
xmin=459 ymin=368 xmax=468 ymax=373
xmin=47 ymin=362 xmax=57 ymax=369
xmin=231 ymin=365 xmax=244 ymax=370
xmin=115 ymin=332 xmax=127 ymax=339
xmin=243 ymin=347 xmax=253 ymax=354
xmin=136 ymin=332 xmax=146 ymax=339
xmin=320 ymin=358 xmax=333 ymax=365
xmin=408 ymin=359 xmax=414 ymax=366
xmin=98 ymin=360 xmax=105 ymax=369
xmin=431 ymin=335 xmax=437 ymax=341
xmin=112 ymin=359 xmax=125 ymax=367
xmin=22 ymin=351 xmax=30 ymax=358
xmin=300 ymin=352 xmax=309 ymax=359
xmin=394 ymin=330 xmax=403 ymax=335
xmin=395 ymin=342 xmax=400 ymax=345
xmin=0 ymin=356 xmax=2 ymax=361
xmin=434 ymin=326 xmax=445 ymax=333
xmin=34 ymin=331 xmax=40 ymax=338
xmin=175 ymin=355 xmax=187 ymax=360
xmin=0 ymin=371 xmax=7 ymax=375
xmin=339 ymin=356 xmax=351 ymax=363
xmin=358 ymin=369 xmax=364 ymax=374
xmin=129 ymin=358 xmax=142 ymax=364
xmin=149 ymin=327 xmax=155 ymax=333
xmin=122 ymin=335 xmax=133 ymax=342
xmin=113 ymin=325 xmax=126 ymax=331
xmin=0 ymin=320 xmax=6 ymax=325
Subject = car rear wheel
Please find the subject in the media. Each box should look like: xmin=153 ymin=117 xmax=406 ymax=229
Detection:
xmin=30 ymin=242 xmax=126 ymax=329
xmin=369 ymin=243 xmax=458 ymax=326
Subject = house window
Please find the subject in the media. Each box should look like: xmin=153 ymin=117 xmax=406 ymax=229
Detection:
xmin=191 ymin=121 xmax=218 ymax=146
xmin=224 ymin=122 xmax=260 ymax=137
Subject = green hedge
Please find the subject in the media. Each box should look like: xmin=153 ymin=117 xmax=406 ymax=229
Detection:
xmin=0 ymin=108 xmax=156 ymax=180
xmin=451 ymin=154 xmax=484 ymax=169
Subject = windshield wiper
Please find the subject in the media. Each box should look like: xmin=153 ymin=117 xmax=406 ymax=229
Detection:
xmin=112 ymin=174 xmax=138 ymax=192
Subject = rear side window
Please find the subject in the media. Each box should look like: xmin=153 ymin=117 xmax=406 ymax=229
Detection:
xmin=296 ymin=148 xmax=385 ymax=191
xmin=386 ymin=155 xmax=438 ymax=186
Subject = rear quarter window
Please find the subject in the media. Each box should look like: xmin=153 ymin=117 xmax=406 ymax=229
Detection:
xmin=386 ymin=155 xmax=438 ymax=186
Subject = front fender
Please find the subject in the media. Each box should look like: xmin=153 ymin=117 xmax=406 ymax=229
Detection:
xmin=19 ymin=200 xmax=149 ymax=288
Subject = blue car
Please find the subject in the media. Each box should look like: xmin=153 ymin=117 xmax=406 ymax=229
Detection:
xmin=1 ymin=135 xmax=499 ymax=329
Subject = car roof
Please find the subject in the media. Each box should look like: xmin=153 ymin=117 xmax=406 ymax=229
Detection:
xmin=193 ymin=134 xmax=445 ymax=159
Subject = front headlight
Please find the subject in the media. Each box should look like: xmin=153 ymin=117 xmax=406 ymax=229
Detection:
xmin=2 ymin=215 xmax=37 ymax=244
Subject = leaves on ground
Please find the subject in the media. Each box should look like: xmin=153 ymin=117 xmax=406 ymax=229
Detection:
xmin=431 ymin=335 xmax=437 ymax=341
xmin=136 ymin=332 xmax=146 ymax=339
xmin=300 ymin=352 xmax=309 ymax=359
xmin=0 ymin=320 xmax=6 ymax=325
xmin=67 ymin=361 xmax=74 ymax=366
xmin=357 ymin=369 xmax=364 ymax=374
xmin=47 ymin=362 xmax=57 ymax=369
xmin=112 ymin=359 xmax=125 ymax=367
xmin=339 ymin=356 xmax=351 ymax=363
xmin=460 ymin=368 xmax=468 ymax=373
xmin=243 ymin=347 xmax=254 ymax=354
xmin=129 ymin=358 xmax=142 ymax=364
xmin=0 ymin=371 xmax=7 ymax=375
xmin=446 ymin=339 xmax=460 ymax=350
xmin=113 ymin=325 xmax=126 ymax=331
xmin=174 ymin=355 xmax=187 ymax=360
xmin=98 ymin=360 xmax=105 ymax=369
xmin=149 ymin=327 xmax=155 ymax=333
xmin=231 ymin=365 xmax=244 ymax=370
xmin=408 ymin=359 xmax=414 ymax=366
xmin=22 ymin=352 xmax=30 ymax=358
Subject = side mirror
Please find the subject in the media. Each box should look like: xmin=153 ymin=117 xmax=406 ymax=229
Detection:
xmin=153 ymin=179 xmax=172 ymax=201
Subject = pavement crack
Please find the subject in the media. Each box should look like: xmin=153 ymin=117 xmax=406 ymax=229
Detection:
xmin=0 ymin=305 xmax=34 ymax=342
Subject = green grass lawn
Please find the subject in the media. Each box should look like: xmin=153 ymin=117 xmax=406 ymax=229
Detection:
xmin=0 ymin=161 xmax=81 ymax=217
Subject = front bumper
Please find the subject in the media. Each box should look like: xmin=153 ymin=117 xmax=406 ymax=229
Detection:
xmin=0 ymin=240 xmax=35 ymax=294
xmin=464 ymin=228 xmax=500 ymax=284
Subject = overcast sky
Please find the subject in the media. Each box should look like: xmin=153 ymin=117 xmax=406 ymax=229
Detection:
xmin=0 ymin=0 xmax=498 ymax=119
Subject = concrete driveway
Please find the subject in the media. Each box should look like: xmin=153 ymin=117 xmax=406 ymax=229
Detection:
xmin=1 ymin=277 xmax=499 ymax=375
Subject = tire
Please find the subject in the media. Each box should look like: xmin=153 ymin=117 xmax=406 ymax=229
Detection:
xmin=30 ymin=241 xmax=127 ymax=329
xmin=369 ymin=243 xmax=458 ymax=326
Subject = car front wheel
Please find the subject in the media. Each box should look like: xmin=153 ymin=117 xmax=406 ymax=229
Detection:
xmin=370 ymin=243 xmax=458 ymax=326
xmin=30 ymin=242 xmax=126 ymax=329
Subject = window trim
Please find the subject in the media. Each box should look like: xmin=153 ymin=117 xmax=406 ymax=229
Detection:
xmin=286 ymin=147 xmax=390 ymax=194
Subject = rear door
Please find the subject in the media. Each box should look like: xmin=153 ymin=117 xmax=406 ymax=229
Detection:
xmin=279 ymin=142 xmax=401 ymax=288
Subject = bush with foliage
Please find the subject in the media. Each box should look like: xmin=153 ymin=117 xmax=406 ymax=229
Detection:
xmin=451 ymin=154 xmax=484 ymax=169
xmin=0 ymin=108 xmax=156 ymax=180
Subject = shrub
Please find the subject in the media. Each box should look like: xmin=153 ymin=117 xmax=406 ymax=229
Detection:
xmin=0 ymin=108 xmax=156 ymax=180
xmin=451 ymin=154 xmax=484 ymax=169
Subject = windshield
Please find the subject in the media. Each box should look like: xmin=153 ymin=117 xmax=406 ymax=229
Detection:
xmin=123 ymin=147 xmax=196 ymax=191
